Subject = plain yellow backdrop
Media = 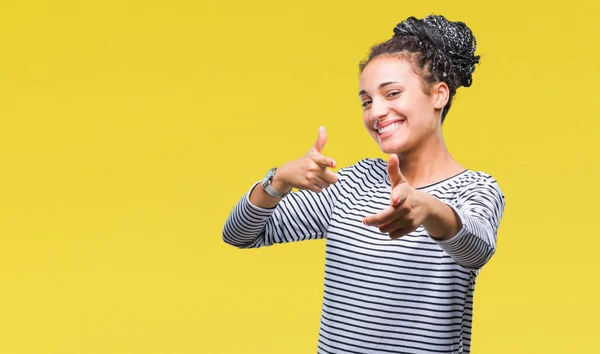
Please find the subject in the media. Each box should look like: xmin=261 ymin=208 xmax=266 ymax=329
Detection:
xmin=1 ymin=0 xmax=598 ymax=353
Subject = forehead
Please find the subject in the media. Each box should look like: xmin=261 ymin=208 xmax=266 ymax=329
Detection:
xmin=359 ymin=56 xmax=419 ymax=90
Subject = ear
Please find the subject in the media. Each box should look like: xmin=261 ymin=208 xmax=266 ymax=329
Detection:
xmin=431 ymin=81 xmax=450 ymax=110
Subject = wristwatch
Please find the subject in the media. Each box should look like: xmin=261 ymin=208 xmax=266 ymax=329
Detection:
xmin=261 ymin=167 xmax=289 ymax=199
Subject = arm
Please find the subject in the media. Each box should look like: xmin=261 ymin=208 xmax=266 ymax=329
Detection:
xmin=423 ymin=180 xmax=506 ymax=270
xmin=222 ymin=175 xmax=343 ymax=249
xmin=361 ymin=155 xmax=506 ymax=270
xmin=222 ymin=126 xmax=341 ymax=249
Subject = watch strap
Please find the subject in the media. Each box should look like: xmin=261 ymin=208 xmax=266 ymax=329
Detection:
xmin=263 ymin=182 xmax=288 ymax=199
xmin=261 ymin=167 xmax=289 ymax=199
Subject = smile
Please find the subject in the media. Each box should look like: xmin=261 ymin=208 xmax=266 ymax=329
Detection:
xmin=374 ymin=120 xmax=405 ymax=135
xmin=378 ymin=122 xmax=400 ymax=134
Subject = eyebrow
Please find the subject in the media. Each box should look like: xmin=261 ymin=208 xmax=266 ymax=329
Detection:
xmin=358 ymin=81 xmax=399 ymax=96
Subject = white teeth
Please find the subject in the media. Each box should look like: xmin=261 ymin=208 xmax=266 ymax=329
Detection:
xmin=377 ymin=122 xmax=399 ymax=134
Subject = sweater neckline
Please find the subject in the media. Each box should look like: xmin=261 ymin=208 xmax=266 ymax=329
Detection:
xmin=377 ymin=158 xmax=471 ymax=191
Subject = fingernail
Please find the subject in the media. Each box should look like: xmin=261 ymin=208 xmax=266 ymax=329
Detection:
xmin=393 ymin=197 xmax=400 ymax=205
xmin=362 ymin=219 xmax=367 ymax=225
xmin=330 ymin=160 xmax=336 ymax=168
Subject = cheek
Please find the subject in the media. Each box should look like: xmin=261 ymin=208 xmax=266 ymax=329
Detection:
xmin=390 ymin=96 xmax=413 ymax=117
xmin=362 ymin=112 xmax=372 ymax=129
xmin=401 ymin=96 xmax=435 ymax=127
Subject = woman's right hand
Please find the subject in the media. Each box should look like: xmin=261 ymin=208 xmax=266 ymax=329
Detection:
xmin=271 ymin=126 xmax=339 ymax=194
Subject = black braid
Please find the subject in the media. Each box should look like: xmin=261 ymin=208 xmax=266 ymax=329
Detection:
xmin=359 ymin=15 xmax=480 ymax=122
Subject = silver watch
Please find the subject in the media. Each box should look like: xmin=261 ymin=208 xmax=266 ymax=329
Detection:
xmin=261 ymin=167 xmax=289 ymax=199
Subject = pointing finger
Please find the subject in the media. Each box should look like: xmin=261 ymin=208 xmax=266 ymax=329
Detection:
xmin=312 ymin=153 xmax=336 ymax=169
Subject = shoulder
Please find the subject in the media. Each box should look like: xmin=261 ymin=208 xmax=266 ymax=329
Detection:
xmin=455 ymin=170 xmax=502 ymax=188
xmin=453 ymin=170 xmax=506 ymax=208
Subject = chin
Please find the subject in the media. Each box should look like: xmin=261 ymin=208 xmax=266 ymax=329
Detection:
xmin=378 ymin=139 xmax=409 ymax=155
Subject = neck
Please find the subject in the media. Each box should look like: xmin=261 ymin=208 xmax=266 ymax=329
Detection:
xmin=394 ymin=132 xmax=464 ymax=188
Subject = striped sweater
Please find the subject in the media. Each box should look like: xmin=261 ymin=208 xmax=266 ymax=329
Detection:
xmin=222 ymin=158 xmax=506 ymax=353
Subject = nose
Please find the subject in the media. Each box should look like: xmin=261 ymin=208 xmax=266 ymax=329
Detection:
xmin=369 ymin=97 xmax=389 ymax=123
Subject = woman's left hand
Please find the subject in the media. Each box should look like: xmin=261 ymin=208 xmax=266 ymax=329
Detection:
xmin=362 ymin=154 xmax=429 ymax=239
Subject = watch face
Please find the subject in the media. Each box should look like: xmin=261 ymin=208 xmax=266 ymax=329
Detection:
xmin=262 ymin=168 xmax=277 ymax=187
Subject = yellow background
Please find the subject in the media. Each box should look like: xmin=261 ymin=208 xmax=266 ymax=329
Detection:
xmin=0 ymin=0 xmax=598 ymax=353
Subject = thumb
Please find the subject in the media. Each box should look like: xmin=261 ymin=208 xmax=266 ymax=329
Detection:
xmin=387 ymin=154 xmax=407 ymax=187
xmin=312 ymin=126 xmax=327 ymax=153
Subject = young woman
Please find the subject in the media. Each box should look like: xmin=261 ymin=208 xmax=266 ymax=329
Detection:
xmin=222 ymin=14 xmax=506 ymax=354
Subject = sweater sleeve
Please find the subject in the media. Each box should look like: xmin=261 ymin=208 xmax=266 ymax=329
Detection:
xmin=222 ymin=169 xmax=347 ymax=249
xmin=433 ymin=178 xmax=506 ymax=270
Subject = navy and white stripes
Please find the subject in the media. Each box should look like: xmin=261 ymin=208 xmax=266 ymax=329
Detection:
xmin=223 ymin=158 xmax=505 ymax=353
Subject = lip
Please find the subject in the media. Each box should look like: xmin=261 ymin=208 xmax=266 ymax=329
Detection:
xmin=373 ymin=119 xmax=406 ymax=130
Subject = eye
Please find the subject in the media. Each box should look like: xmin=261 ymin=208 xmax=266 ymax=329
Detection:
xmin=386 ymin=91 xmax=401 ymax=98
xmin=361 ymin=100 xmax=372 ymax=109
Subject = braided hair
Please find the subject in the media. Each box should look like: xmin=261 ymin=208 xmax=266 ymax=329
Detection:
xmin=359 ymin=15 xmax=480 ymax=122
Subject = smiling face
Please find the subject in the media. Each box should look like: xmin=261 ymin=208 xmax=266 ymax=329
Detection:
xmin=359 ymin=55 xmax=448 ymax=154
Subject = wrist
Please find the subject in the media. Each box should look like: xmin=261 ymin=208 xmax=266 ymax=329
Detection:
xmin=271 ymin=172 xmax=292 ymax=195
xmin=416 ymin=191 xmax=435 ymax=225
xmin=260 ymin=167 xmax=291 ymax=199
xmin=419 ymin=192 xmax=451 ymax=240
xmin=421 ymin=193 xmax=461 ymax=241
